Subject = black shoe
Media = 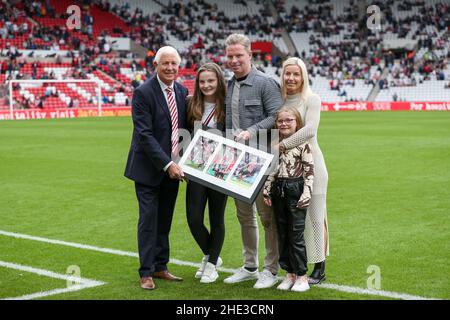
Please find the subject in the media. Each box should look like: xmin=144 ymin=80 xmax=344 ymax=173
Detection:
xmin=308 ymin=261 xmax=326 ymax=285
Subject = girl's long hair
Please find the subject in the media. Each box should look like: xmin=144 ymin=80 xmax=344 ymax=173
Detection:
xmin=188 ymin=62 xmax=226 ymax=128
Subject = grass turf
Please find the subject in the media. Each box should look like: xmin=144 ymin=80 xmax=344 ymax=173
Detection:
xmin=0 ymin=112 xmax=449 ymax=300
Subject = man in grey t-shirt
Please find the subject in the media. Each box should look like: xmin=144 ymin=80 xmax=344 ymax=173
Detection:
xmin=223 ymin=33 xmax=283 ymax=289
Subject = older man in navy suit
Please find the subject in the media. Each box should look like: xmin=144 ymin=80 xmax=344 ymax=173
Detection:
xmin=125 ymin=46 xmax=188 ymax=290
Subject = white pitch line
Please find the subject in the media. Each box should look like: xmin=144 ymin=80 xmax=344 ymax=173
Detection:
xmin=0 ymin=260 xmax=105 ymax=300
xmin=316 ymin=283 xmax=436 ymax=301
xmin=0 ymin=230 xmax=441 ymax=300
xmin=0 ymin=230 xmax=138 ymax=258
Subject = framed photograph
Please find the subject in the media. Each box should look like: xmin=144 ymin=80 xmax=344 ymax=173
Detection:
xmin=179 ymin=129 xmax=274 ymax=204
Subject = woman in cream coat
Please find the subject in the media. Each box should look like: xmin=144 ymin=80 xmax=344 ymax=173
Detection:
xmin=278 ymin=57 xmax=329 ymax=284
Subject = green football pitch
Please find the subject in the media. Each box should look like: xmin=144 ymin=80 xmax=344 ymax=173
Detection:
xmin=0 ymin=112 xmax=449 ymax=300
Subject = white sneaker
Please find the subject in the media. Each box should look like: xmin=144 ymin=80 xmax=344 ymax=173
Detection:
xmin=277 ymin=273 xmax=297 ymax=291
xmin=224 ymin=267 xmax=258 ymax=284
xmin=216 ymin=256 xmax=223 ymax=268
xmin=195 ymin=256 xmax=223 ymax=279
xmin=195 ymin=255 xmax=209 ymax=279
xmin=253 ymin=269 xmax=278 ymax=289
xmin=200 ymin=262 xmax=219 ymax=283
xmin=291 ymin=275 xmax=310 ymax=292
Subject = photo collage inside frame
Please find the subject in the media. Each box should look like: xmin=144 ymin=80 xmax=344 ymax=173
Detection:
xmin=180 ymin=129 xmax=274 ymax=203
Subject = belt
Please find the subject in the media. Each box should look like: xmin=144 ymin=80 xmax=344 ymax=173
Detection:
xmin=275 ymin=177 xmax=304 ymax=182
xmin=274 ymin=177 xmax=303 ymax=198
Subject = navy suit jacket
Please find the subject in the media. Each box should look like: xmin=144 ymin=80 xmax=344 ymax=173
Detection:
xmin=124 ymin=76 xmax=188 ymax=187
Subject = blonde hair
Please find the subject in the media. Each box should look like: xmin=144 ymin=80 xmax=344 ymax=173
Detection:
xmin=225 ymin=33 xmax=251 ymax=52
xmin=280 ymin=57 xmax=313 ymax=102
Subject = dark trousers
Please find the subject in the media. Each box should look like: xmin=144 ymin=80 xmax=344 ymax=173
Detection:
xmin=272 ymin=178 xmax=308 ymax=276
xmin=186 ymin=180 xmax=227 ymax=265
xmin=135 ymin=175 xmax=179 ymax=277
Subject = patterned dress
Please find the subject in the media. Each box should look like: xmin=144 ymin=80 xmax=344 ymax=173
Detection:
xmin=280 ymin=92 xmax=329 ymax=263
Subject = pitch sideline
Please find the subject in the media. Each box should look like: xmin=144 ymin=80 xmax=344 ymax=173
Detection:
xmin=0 ymin=230 xmax=440 ymax=300
xmin=0 ymin=260 xmax=105 ymax=300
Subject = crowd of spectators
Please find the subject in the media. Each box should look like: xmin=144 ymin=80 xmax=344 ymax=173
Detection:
xmin=274 ymin=0 xmax=386 ymax=89
xmin=275 ymin=0 xmax=449 ymax=95
xmin=96 ymin=0 xmax=284 ymax=71
xmin=1 ymin=0 xmax=449 ymax=108
xmin=373 ymin=1 xmax=449 ymax=90
xmin=0 ymin=0 xmax=123 ymax=61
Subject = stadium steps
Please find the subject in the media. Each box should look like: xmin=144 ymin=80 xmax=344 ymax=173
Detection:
xmin=267 ymin=0 xmax=295 ymax=55
xmin=367 ymin=67 xmax=389 ymax=102
xmin=57 ymin=83 xmax=92 ymax=107
xmin=89 ymin=69 xmax=125 ymax=95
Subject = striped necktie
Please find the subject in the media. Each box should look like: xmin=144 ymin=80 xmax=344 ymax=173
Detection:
xmin=165 ymin=87 xmax=179 ymax=155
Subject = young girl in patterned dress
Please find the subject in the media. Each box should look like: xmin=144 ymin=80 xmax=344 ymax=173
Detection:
xmin=263 ymin=107 xmax=314 ymax=292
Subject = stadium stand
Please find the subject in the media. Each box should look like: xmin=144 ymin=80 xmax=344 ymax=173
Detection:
xmin=277 ymin=0 xmax=449 ymax=102
xmin=1 ymin=0 xmax=449 ymax=112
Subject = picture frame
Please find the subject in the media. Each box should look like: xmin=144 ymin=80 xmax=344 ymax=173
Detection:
xmin=179 ymin=129 xmax=275 ymax=204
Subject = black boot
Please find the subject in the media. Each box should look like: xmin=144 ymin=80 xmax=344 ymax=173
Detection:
xmin=308 ymin=261 xmax=326 ymax=285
